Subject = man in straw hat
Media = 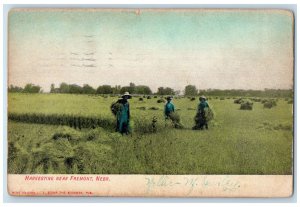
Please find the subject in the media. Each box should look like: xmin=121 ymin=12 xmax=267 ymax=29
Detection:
xmin=116 ymin=92 xmax=132 ymax=135
xmin=193 ymin=95 xmax=210 ymax=130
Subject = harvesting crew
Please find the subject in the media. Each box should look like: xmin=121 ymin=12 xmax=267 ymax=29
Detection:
xmin=164 ymin=96 xmax=175 ymax=119
xmin=116 ymin=92 xmax=131 ymax=135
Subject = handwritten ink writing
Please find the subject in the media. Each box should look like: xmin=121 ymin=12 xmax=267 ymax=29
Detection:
xmin=145 ymin=175 xmax=241 ymax=195
xmin=145 ymin=175 xmax=181 ymax=193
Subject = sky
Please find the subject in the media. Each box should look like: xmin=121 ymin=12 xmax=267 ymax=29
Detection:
xmin=8 ymin=9 xmax=294 ymax=92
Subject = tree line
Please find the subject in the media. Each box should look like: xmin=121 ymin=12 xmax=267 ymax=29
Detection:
xmin=8 ymin=84 xmax=42 ymax=93
xmin=8 ymin=83 xmax=293 ymax=97
xmin=50 ymin=82 xmax=153 ymax=95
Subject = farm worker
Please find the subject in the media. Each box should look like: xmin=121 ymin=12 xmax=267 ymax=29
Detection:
xmin=197 ymin=96 xmax=209 ymax=130
xmin=164 ymin=96 xmax=175 ymax=119
xmin=116 ymin=92 xmax=131 ymax=135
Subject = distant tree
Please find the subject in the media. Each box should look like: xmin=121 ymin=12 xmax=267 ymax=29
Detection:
xmin=59 ymin=82 xmax=70 ymax=93
xmin=8 ymin=85 xmax=23 ymax=93
xmin=184 ymin=85 xmax=198 ymax=96
xmin=112 ymin=85 xmax=121 ymax=94
xmin=69 ymin=84 xmax=83 ymax=94
xmin=129 ymin=82 xmax=136 ymax=93
xmin=96 ymin=85 xmax=113 ymax=94
xmin=120 ymin=86 xmax=134 ymax=94
xmin=50 ymin=84 xmax=55 ymax=93
xmin=157 ymin=87 xmax=175 ymax=95
xmin=157 ymin=87 xmax=164 ymax=95
xmin=143 ymin=86 xmax=152 ymax=95
xmin=23 ymin=83 xmax=41 ymax=93
xmin=129 ymin=82 xmax=135 ymax=88
xmin=135 ymin=85 xmax=152 ymax=95
xmin=82 ymin=84 xmax=96 ymax=94
xmin=50 ymin=83 xmax=60 ymax=93
xmin=164 ymin=87 xmax=175 ymax=95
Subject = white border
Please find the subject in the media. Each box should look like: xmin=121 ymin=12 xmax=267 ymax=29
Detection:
xmin=1 ymin=1 xmax=298 ymax=206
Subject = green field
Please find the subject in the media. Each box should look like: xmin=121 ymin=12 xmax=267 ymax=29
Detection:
xmin=8 ymin=93 xmax=293 ymax=174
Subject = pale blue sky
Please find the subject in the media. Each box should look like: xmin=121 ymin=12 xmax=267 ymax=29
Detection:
xmin=8 ymin=9 xmax=294 ymax=92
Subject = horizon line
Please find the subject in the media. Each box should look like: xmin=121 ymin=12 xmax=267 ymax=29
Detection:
xmin=8 ymin=83 xmax=293 ymax=92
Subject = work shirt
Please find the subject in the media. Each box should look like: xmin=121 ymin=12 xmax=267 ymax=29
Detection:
xmin=164 ymin=102 xmax=175 ymax=116
xmin=198 ymin=101 xmax=209 ymax=112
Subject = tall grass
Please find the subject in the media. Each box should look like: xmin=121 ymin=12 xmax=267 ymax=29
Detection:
xmin=8 ymin=112 xmax=165 ymax=134
xmin=8 ymin=113 xmax=115 ymax=130
xmin=8 ymin=93 xmax=293 ymax=174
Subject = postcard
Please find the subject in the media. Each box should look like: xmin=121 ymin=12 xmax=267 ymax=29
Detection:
xmin=7 ymin=8 xmax=294 ymax=197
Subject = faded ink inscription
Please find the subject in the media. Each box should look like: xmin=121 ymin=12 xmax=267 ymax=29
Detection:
xmin=145 ymin=175 xmax=241 ymax=195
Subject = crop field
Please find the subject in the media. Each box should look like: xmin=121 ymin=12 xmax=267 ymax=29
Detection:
xmin=8 ymin=93 xmax=293 ymax=174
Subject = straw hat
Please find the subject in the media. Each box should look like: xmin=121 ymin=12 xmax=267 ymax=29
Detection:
xmin=121 ymin=92 xmax=132 ymax=99
xmin=200 ymin=95 xmax=206 ymax=100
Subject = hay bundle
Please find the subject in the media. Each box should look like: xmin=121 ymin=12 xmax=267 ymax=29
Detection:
xmin=251 ymin=98 xmax=261 ymax=102
xmin=52 ymin=133 xmax=72 ymax=141
xmin=139 ymin=97 xmax=143 ymax=101
xmin=287 ymin=100 xmax=293 ymax=104
xmin=194 ymin=107 xmax=215 ymax=124
xmin=136 ymin=106 xmax=146 ymax=110
xmin=193 ymin=107 xmax=214 ymax=130
xmin=110 ymin=102 xmax=123 ymax=116
xmin=190 ymin=97 xmax=196 ymax=101
xmin=263 ymin=100 xmax=277 ymax=109
xmin=234 ymin=98 xmax=244 ymax=104
xmin=168 ymin=112 xmax=184 ymax=129
xmin=261 ymin=99 xmax=269 ymax=104
xmin=204 ymin=107 xmax=215 ymax=121
xmin=157 ymin=98 xmax=165 ymax=103
xmin=240 ymin=101 xmax=253 ymax=110
xmin=147 ymin=96 xmax=151 ymax=99
xmin=149 ymin=106 xmax=159 ymax=110
xmin=32 ymin=140 xmax=74 ymax=173
xmin=52 ymin=127 xmax=81 ymax=142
